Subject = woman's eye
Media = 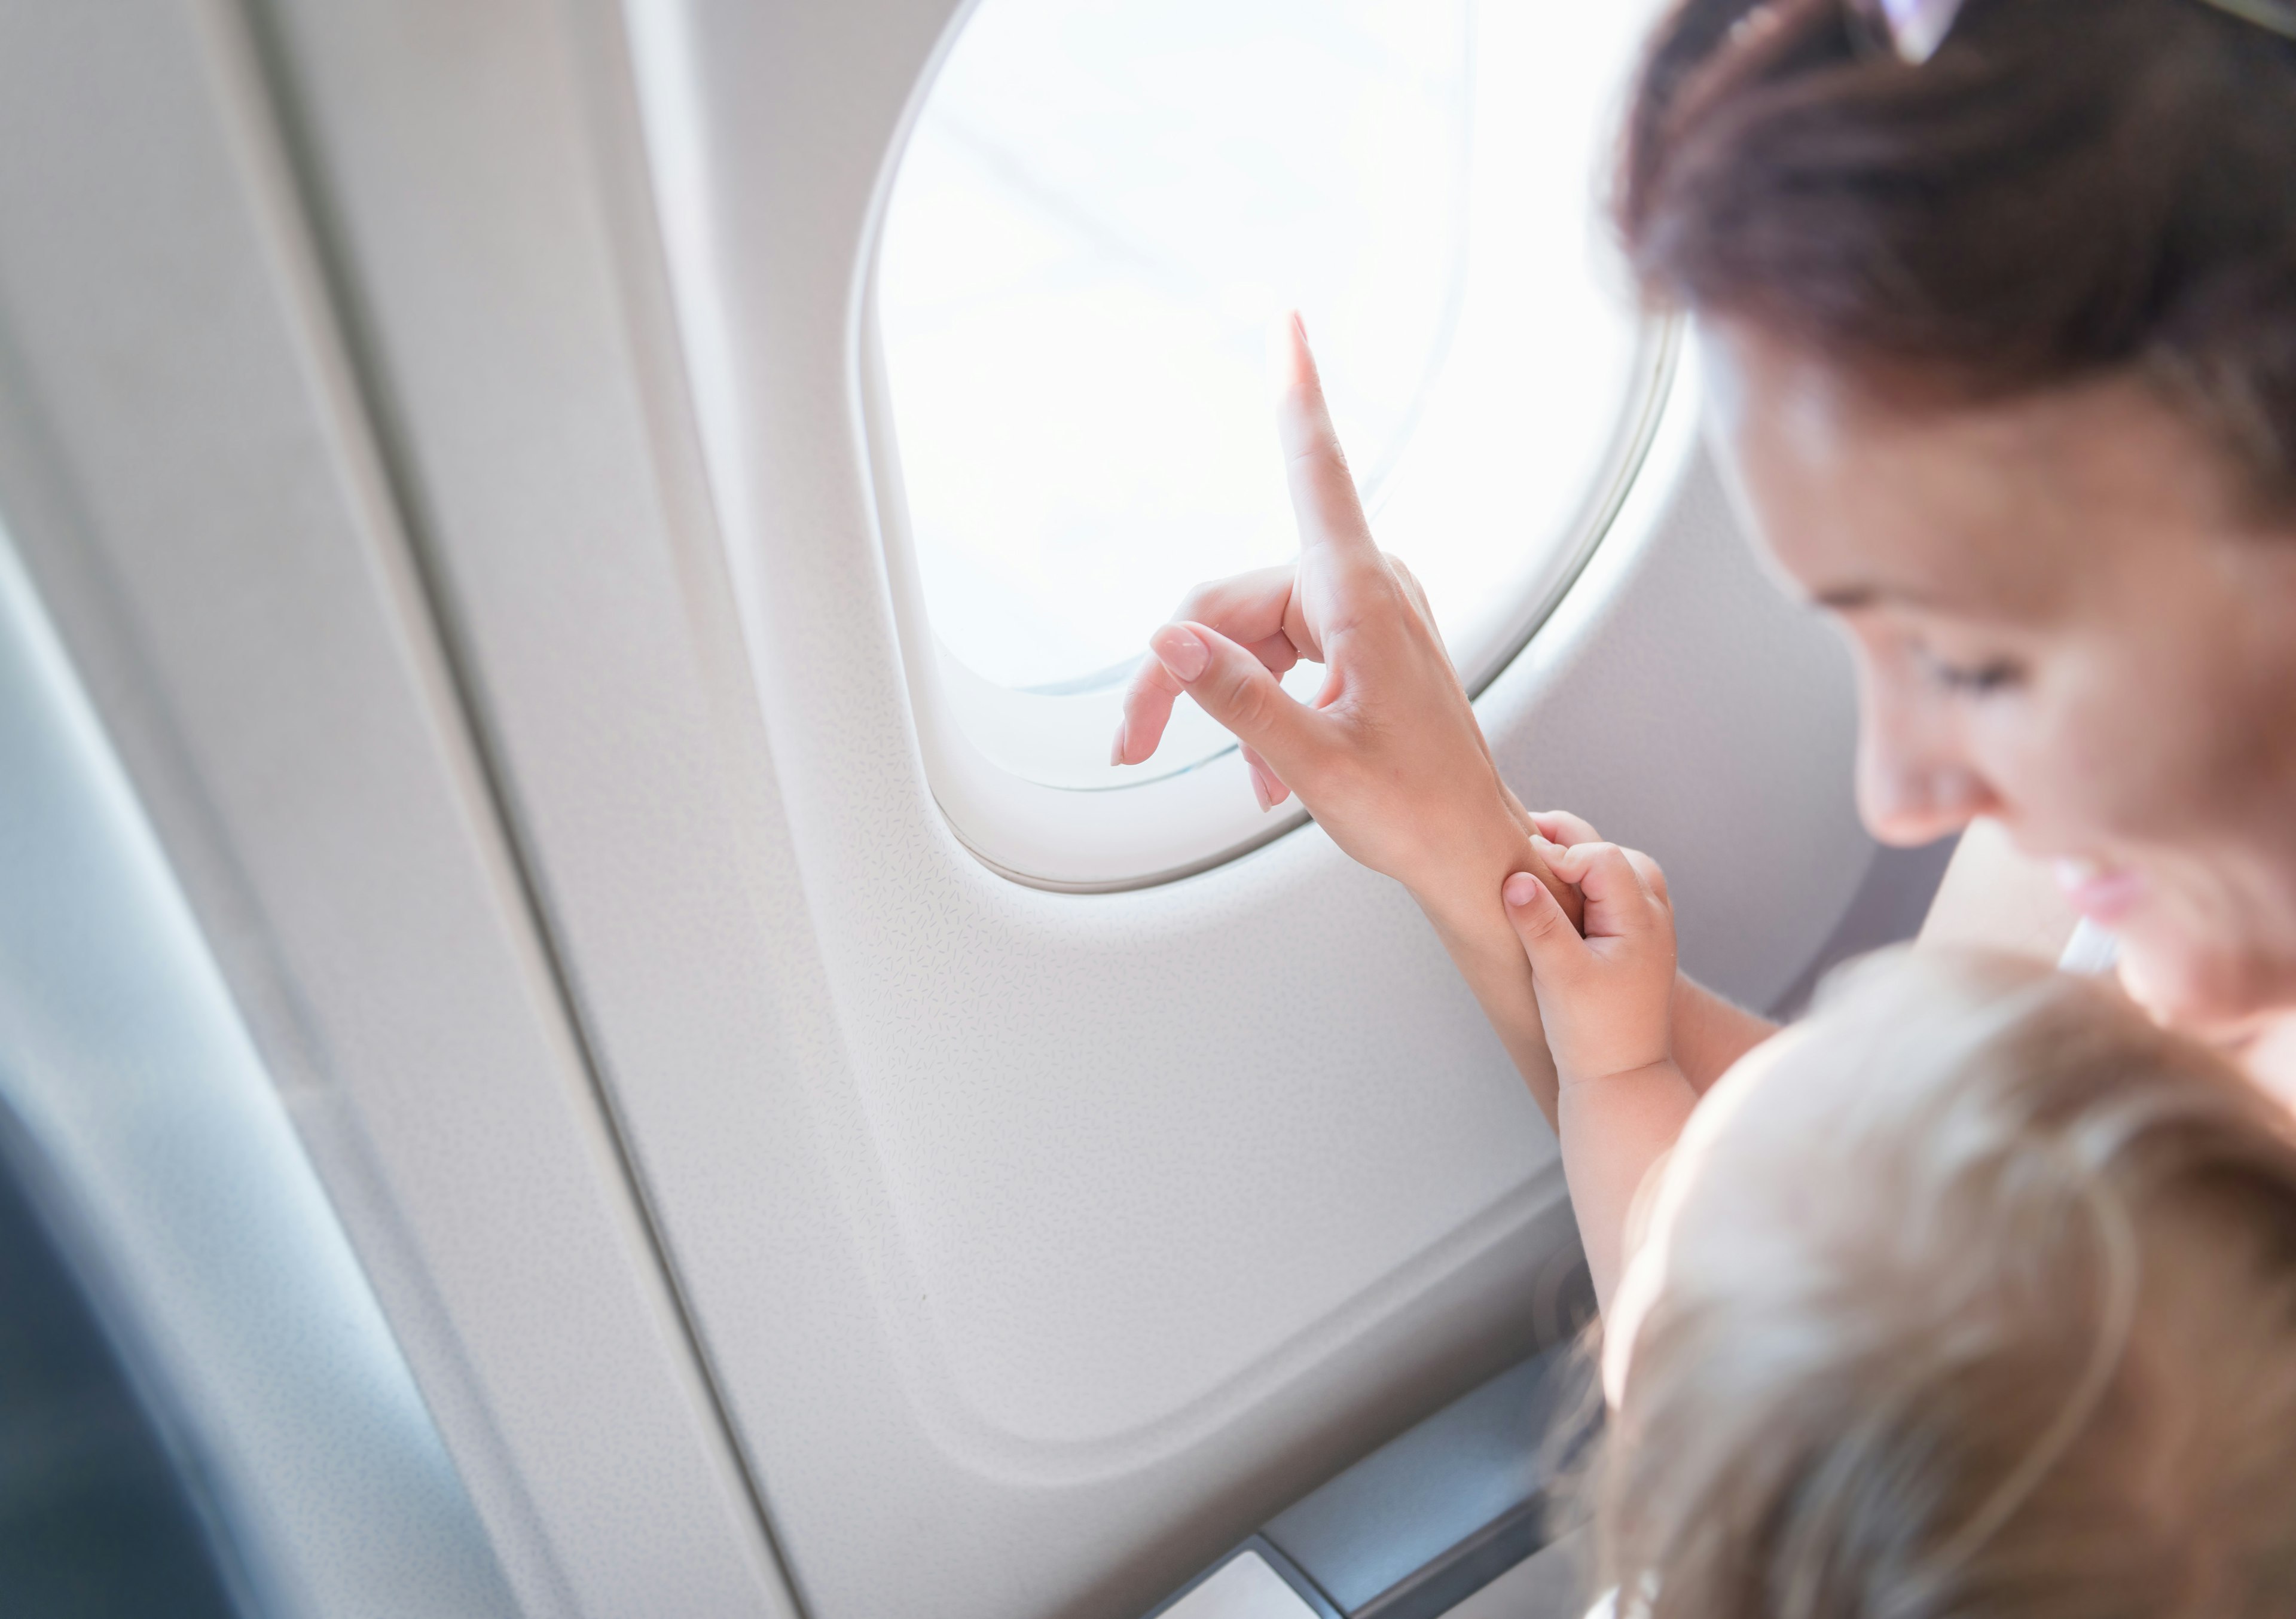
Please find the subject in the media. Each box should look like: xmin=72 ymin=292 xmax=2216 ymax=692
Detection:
xmin=1903 ymin=638 xmax=2022 ymax=695
xmin=1919 ymin=652 xmax=2022 ymax=695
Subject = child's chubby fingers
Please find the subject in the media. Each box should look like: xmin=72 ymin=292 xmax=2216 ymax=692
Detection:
xmin=1534 ymin=837 xmax=1661 ymax=938
xmin=1501 ymin=865 xmax=1587 ymax=976
xmin=1529 ymin=810 xmax=1603 ymax=848
xmin=1622 ymin=846 xmax=1672 ymax=908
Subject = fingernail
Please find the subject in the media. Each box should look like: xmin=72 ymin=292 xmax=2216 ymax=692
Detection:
xmin=1251 ymin=768 xmax=1272 ymax=813
xmin=1504 ymin=872 xmax=1541 ymax=908
xmin=1149 ymin=624 xmax=1210 ymax=683
xmin=1109 ymin=722 xmax=1128 ymax=767
xmin=1270 ymin=311 xmax=1314 ymax=396
xmin=1266 ymin=317 xmax=1296 ymax=395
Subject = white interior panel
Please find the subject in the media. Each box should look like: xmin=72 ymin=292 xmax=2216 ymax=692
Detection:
xmin=0 ymin=5 xmax=790 ymax=1616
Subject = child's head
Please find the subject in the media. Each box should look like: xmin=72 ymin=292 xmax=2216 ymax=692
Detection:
xmin=1595 ymin=949 xmax=2296 ymax=1618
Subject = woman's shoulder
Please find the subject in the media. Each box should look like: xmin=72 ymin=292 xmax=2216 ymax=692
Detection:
xmin=1919 ymin=820 xmax=2081 ymax=964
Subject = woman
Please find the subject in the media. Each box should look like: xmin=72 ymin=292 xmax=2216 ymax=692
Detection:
xmin=1112 ymin=0 xmax=2296 ymax=1321
xmin=1114 ymin=0 xmax=2296 ymax=1116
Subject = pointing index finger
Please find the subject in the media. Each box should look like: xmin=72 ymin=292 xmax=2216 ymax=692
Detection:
xmin=1274 ymin=314 xmax=1379 ymax=567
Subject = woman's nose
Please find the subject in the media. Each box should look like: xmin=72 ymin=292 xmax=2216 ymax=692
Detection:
xmin=1856 ymin=702 xmax=2000 ymax=847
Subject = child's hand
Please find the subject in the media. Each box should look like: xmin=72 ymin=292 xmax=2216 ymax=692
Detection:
xmin=1503 ymin=834 xmax=1678 ymax=1089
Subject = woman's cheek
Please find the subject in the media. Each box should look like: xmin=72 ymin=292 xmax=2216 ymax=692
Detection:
xmin=1984 ymin=665 xmax=2167 ymax=847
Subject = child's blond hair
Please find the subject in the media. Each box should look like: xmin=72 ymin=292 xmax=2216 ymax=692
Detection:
xmin=1596 ymin=949 xmax=2296 ymax=1618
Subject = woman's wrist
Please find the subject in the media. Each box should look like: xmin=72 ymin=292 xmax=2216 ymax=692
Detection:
xmin=1407 ymin=805 xmax=1544 ymax=937
xmin=1409 ymin=837 xmax=1565 ymax=1122
xmin=1399 ymin=771 xmax=1581 ymax=926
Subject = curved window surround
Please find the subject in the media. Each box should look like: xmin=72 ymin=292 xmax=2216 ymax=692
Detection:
xmin=867 ymin=0 xmax=1678 ymax=888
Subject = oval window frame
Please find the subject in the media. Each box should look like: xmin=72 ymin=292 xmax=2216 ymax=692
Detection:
xmin=857 ymin=5 xmax=1690 ymax=893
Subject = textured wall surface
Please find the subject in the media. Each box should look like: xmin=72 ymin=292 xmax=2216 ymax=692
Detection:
xmin=0 ymin=2 xmax=1881 ymax=1617
xmin=0 ymin=527 xmax=514 ymax=1618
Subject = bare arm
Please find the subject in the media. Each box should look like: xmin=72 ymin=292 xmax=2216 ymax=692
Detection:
xmin=1917 ymin=816 xmax=2081 ymax=963
xmin=1671 ymin=973 xmax=1778 ymax=1093
xmin=1416 ymin=851 xmax=1568 ymax=1123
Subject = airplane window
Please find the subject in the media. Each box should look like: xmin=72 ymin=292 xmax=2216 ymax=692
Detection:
xmin=0 ymin=523 xmax=515 ymax=1616
xmin=0 ymin=1105 xmax=243 ymax=1619
xmin=877 ymin=0 xmax=1672 ymax=795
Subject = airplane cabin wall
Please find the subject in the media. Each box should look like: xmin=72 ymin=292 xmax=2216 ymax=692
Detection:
xmin=0 ymin=2 xmax=1880 ymax=1617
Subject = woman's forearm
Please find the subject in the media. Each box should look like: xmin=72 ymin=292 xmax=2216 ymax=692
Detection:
xmin=1671 ymin=973 xmax=1776 ymax=1093
xmin=1424 ymin=895 xmax=1562 ymax=1127
xmin=1413 ymin=817 xmax=1566 ymax=1126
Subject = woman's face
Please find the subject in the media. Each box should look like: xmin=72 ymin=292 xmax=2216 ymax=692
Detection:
xmin=1704 ymin=323 xmax=2296 ymax=1037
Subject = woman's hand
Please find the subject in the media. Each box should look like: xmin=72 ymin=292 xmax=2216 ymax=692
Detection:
xmin=1113 ymin=314 xmax=1576 ymax=928
xmin=1503 ymin=837 xmax=1678 ymax=1089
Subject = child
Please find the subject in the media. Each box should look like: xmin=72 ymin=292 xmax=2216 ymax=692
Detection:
xmin=1507 ymin=844 xmax=2296 ymax=1616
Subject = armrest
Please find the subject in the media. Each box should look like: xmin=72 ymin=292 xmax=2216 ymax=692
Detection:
xmin=1146 ymin=1337 xmax=1601 ymax=1619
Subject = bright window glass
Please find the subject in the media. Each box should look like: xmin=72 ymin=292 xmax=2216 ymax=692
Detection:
xmin=878 ymin=0 xmax=1667 ymax=774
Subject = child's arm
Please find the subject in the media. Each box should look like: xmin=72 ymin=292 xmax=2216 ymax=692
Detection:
xmin=1502 ymin=838 xmax=1699 ymax=1317
xmin=1672 ymin=974 xmax=1779 ymax=1093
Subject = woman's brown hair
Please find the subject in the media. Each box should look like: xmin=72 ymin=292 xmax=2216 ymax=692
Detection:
xmin=1616 ymin=0 xmax=2296 ymax=509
